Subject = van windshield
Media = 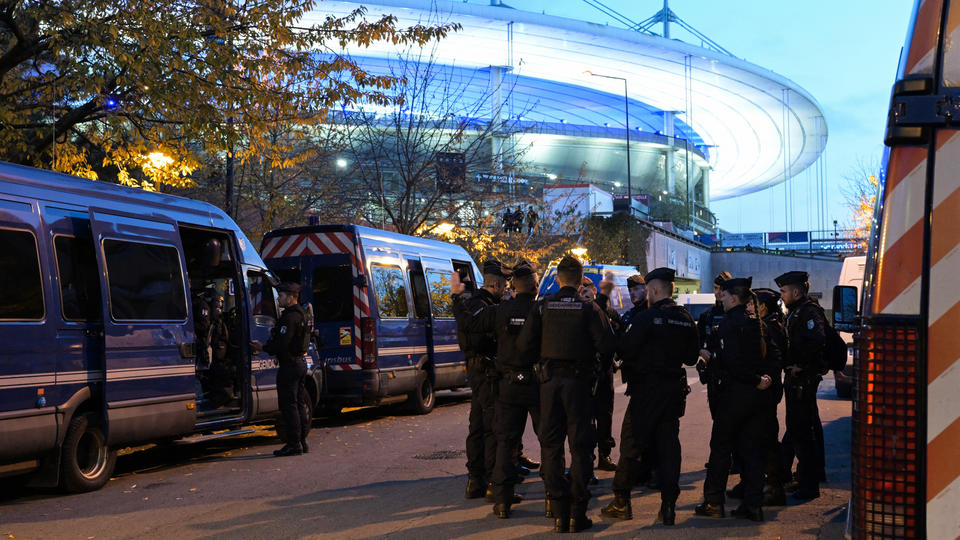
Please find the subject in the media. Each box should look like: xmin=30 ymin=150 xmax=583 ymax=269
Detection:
xmin=313 ymin=265 xmax=353 ymax=323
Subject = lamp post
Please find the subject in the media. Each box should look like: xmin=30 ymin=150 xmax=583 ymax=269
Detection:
xmin=586 ymin=71 xmax=632 ymax=214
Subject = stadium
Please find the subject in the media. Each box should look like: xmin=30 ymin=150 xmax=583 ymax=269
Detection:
xmin=306 ymin=0 xmax=827 ymax=234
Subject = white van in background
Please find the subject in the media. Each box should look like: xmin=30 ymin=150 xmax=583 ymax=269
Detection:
xmin=834 ymin=255 xmax=865 ymax=398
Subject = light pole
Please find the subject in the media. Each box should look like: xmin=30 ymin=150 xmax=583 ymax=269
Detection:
xmin=586 ymin=71 xmax=632 ymax=214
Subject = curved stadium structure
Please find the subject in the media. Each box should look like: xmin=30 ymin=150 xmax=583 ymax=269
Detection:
xmin=306 ymin=0 xmax=827 ymax=232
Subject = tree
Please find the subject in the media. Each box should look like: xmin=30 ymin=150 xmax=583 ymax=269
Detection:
xmin=841 ymin=157 xmax=881 ymax=251
xmin=0 ymin=1 xmax=457 ymax=189
xmin=581 ymin=213 xmax=649 ymax=269
xmin=337 ymin=41 xmax=531 ymax=235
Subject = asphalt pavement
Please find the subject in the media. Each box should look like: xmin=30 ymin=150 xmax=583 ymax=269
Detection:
xmin=0 ymin=372 xmax=851 ymax=539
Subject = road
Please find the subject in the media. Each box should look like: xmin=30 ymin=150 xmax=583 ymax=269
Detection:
xmin=0 ymin=373 xmax=850 ymax=539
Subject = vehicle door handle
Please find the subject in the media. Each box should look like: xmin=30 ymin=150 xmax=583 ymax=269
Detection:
xmin=84 ymin=329 xmax=103 ymax=338
xmin=180 ymin=342 xmax=196 ymax=359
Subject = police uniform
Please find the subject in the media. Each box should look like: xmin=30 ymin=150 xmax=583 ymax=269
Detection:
xmin=776 ymin=271 xmax=827 ymax=500
xmin=755 ymin=288 xmax=789 ymax=505
xmin=454 ymin=260 xmax=539 ymax=518
xmin=593 ymin=290 xmax=623 ymax=472
xmin=618 ymin=274 xmax=648 ymax=327
xmin=517 ymin=256 xmax=615 ymax=533
xmin=696 ymin=271 xmax=732 ymax=419
xmin=602 ymin=267 xmax=698 ymax=526
xmin=696 ymin=277 xmax=768 ymax=521
xmin=263 ymin=282 xmax=310 ymax=457
xmin=460 ymin=259 xmax=505 ymax=498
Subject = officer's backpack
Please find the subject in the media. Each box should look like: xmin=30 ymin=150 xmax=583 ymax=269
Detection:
xmin=822 ymin=321 xmax=848 ymax=374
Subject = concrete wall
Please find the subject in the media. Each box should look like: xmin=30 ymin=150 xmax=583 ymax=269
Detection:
xmin=645 ymin=230 xmax=711 ymax=290
xmin=709 ymin=251 xmax=843 ymax=310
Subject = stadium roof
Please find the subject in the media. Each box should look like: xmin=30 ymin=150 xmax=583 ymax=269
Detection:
xmin=306 ymin=0 xmax=827 ymax=200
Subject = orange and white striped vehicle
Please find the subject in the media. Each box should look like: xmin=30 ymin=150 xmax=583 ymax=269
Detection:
xmin=261 ymin=224 xmax=480 ymax=415
xmin=833 ymin=1 xmax=960 ymax=537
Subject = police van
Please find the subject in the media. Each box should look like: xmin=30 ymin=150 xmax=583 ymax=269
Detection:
xmin=261 ymin=224 xmax=480 ymax=415
xmin=0 ymin=161 xmax=316 ymax=493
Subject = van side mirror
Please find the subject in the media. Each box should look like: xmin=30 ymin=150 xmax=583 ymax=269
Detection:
xmin=832 ymin=285 xmax=859 ymax=332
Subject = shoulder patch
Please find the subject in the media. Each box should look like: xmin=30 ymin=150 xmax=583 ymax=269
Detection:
xmin=280 ymin=326 xmax=287 ymax=334
xmin=807 ymin=319 xmax=815 ymax=330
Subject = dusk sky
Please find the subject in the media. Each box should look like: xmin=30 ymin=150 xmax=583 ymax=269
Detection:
xmin=465 ymin=0 xmax=911 ymax=233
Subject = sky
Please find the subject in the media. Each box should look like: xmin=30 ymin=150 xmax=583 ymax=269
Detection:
xmin=463 ymin=0 xmax=912 ymax=233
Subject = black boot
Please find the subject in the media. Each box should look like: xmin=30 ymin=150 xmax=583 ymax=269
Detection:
xmin=657 ymin=501 xmax=676 ymax=526
xmin=519 ymin=454 xmax=540 ymax=470
xmin=485 ymin=483 xmax=495 ymax=502
xmin=554 ymin=504 xmax=571 ymax=533
xmin=731 ymin=504 xmax=764 ymax=522
xmin=570 ymin=513 xmax=593 ymax=533
xmin=601 ymin=491 xmax=632 ymax=520
xmin=597 ymin=454 xmax=617 ymax=471
xmin=589 ymin=472 xmax=599 ymax=485
xmin=726 ymin=482 xmax=744 ymax=499
xmin=763 ymin=485 xmax=787 ymax=506
xmin=273 ymin=444 xmax=302 ymax=457
xmin=465 ymin=476 xmax=485 ymax=499
xmin=694 ymin=502 xmax=725 ymax=518
xmin=493 ymin=503 xmax=511 ymax=519
xmin=300 ymin=439 xmax=309 ymax=454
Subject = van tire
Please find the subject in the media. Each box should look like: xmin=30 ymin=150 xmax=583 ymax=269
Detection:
xmin=407 ymin=371 xmax=435 ymax=415
xmin=60 ymin=412 xmax=116 ymax=493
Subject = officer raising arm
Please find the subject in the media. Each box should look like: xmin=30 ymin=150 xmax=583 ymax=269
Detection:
xmin=517 ymin=256 xmax=615 ymax=533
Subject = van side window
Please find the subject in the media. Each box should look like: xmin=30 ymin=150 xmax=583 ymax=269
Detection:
xmin=313 ymin=265 xmax=353 ymax=323
xmin=54 ymin=235 xmax=102 ymax=321
xmin=247 ymin=271 xmax=278 ymax=322
xmin=425 ymin=271 xmax=453 ymax=318
xmin=0 ymin=229 xmax=44 ymax=320
xmin=371 ymin=264 xmax=409 ymax=319
xmin=103 ymin=240 xmax=187 ymax=321
xmin=408 ymin=269 xmax=431 ymax=319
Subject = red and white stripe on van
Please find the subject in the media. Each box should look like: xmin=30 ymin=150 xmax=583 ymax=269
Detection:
xmin=262 ymin=231 xmax=370 ymax=371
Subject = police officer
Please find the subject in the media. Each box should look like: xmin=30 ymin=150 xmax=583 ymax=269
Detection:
xmin=697 ymin=271 xmax=732 ymax=419
xmin=460 ymin=259 xmax=508 ymax=499
xmin=452 ymin=260 xmax=539 ymax=518
xmin=695 ymin=277 xmax=772 ymax=521
xmin=755 ymin=287 xmax=789 ymax=505
xmin=619 ymin=274 xmax=647 ymax=326
xmin=775 ymin=270 xmax=827 ymax=501
xmin=601 ymin=267 xmax=699 ymax=526
xmin=251 ymin=282 xmax=310 ymax=457
xmin=583 ymin=276 xmax=621 ymax=474
xmin=517 ymin=256 xmax=615 ymax=533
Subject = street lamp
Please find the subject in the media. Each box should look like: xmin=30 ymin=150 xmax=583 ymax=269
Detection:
xmin=586 ymin=71 xmax=632 ymax=212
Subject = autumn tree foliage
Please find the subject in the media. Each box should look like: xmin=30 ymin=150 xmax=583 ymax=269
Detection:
xmin=841 ymin=157 xmax=881 ymax=252
xmin=0 ymin=0 xmax=457 ymax=189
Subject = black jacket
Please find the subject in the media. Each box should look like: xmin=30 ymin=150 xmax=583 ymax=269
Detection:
xmin=618 ymin=298 xmax=699 ymax=391
xmin=455 ymin=288 xmax=498 ymax=360
xmin=453 ymin=292 xmax=538 ymax=373
xmin=784 ymin=296 xmax=827 ymax=378
xmin=517 ymin=286 xmax=615 ymax=365
xmin=715 ymin=304 xmax=765 ymax=386
xmin=263 ymin=304 xmax=308 ymax=365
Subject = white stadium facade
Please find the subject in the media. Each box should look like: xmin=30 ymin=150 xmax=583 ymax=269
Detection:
xmin=307 ymin=0 xmax=827 ymax=234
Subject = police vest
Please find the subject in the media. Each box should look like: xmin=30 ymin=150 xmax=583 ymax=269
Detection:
xmin=539 ymin=296 xmax=595 ymax=363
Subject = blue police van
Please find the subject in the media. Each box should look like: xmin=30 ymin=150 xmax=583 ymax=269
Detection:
xmin=0 ymin=161 xmax=318 ymax=492
xmin=261 ymin=225 xmax=479 ymax=414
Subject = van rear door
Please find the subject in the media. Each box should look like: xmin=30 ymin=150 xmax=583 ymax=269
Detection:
xmin=88 ymin=209 xmax=196 ymax=445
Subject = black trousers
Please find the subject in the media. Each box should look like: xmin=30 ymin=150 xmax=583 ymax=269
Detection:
xmin=703 ymin=382 xmax=766 ymax=507
xmin=594 ymin=366 xmax=615 ymax=457
xmin=277 ymin=360 xmax=307 ymax=446
xmin=492 ymin=379 xmax=540 ymax=504
xmin=540 ymin=374 xmax=595 ymax=515
xmin=611 ymin=378 xmax=683 ymax=505
xmin=783 ymin=379 xmax=822 ymax=492
xmin=466 ymin=373 xmax=497 ymax=481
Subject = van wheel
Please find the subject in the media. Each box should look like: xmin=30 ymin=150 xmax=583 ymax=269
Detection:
xmin=407 ymin=371 xmax=435 ymax=415
xmin=60 ymin=413 xmax=116 ymax=493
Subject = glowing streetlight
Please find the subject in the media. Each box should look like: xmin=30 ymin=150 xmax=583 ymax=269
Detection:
xmin=571 ymin=246 xmax=588 ymax=259
xmin=336 ymin=158 xmax=348 ymax=169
